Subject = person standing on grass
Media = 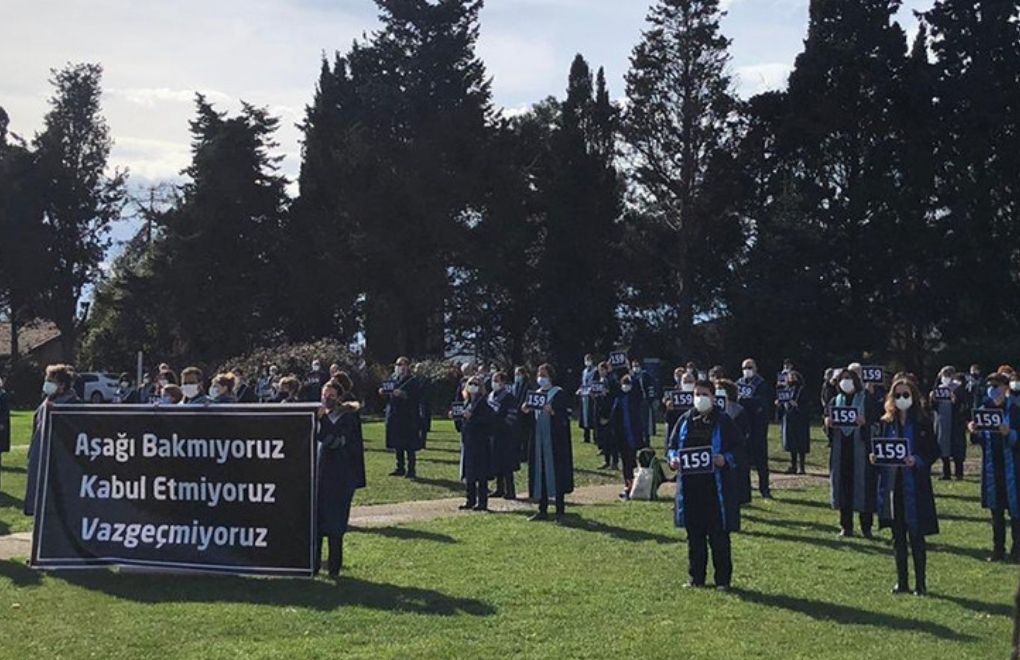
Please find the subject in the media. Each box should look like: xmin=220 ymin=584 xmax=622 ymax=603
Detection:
xmin=968 ymin=373 xmax=1020 ymax=563
xmin=872 ymin=378 xmax=939 ymax=595
xmin=315 ymin=377 xmax=365 ymax=579
xmin=610 ymin=373 xmax=648 ymax=500
xmin=0 ymin=376 xmax=9 ymax=489
xmin=664 ymin=368 xmax=696 ymax=452
xmin=779 ymin=370 xmax=810 ymax=475
xmin=825 ymin=368 xmax=879 ymax=538
xmin=929 ymin=365 xmax=968 ymax=481
xmin=458 ymin=374 xmax=495 ymax=512
xmin=489 ymin=371 xmax=520 ymax=500
xmin=715 ymin=379 xmax=752 ymax=506
xmin=381 ymin=356 xmax=424 ymax=479
xmin=521 ymin=364 xmax=574 ymax=521
xmin=668 ymin=380 xmax=743 ymax=591
xmin=24 ymin=364 xmax=80 ymax=516
xmin=577 ymin=353 xmax=598 ymax=444
xmin=737 ymin=358 xmax=774 ymax=499
xmin=594 ymin=360 xmax=619 ymax=470
xmin=630 ymin=358 xmax=656 ymax=441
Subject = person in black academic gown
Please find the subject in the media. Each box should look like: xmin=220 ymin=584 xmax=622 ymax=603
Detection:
xmin=0 ymin=375 xmax=9 ymax=489
xmin=872 ymin=378 xmax=939 ymax=595
xmin=716 ymin=379 xmax=752 ymax=506
xmin=511 ymin=366 xmax=535 ymax=490
xmin=737 ymin=358 xmax=774 ymax=499
xmin=314 ymin=378 xmax=366 ymax=578
xmin=521 ymin=364 xmax=574 ymax=521
xmin=968 ymin=373 xmax=1020 ymax=562
xmin=458 ymin=375 xmax=495 ymax=511
xmin=929 ymin=366 xmax=968 ymax=481
xmin=301 ymin=360 xmax=329 ymax=402
xmin=489 ymin=371 xmax=520 ymax=500
xmin=24 ymin=364 xmax=81 ymax=516
xmin=594 ymin=361 xmax=618 ymax=470
xmin=610 ymin=374 xmax=649 ymax=499
xmin=667 ymin=380 xmax=744 ymax=590
xmin=779 ymin=370 xmax=811 ymax=475
xmin=663 ymin=369 xmax=696 ymax=452
xmin=380 ymin=356 xmax=424 ymax=478
xmin=113 ymin=372 xmax=140 ymax=404
xmin=825 ymin=368 xmax=880 ymax=538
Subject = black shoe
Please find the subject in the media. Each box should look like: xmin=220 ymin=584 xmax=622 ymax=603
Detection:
xmin=683 ymin=580 xmax=705 ymax=589
xmin=839 ymin=529 xmax=854 ymax=538
xmin=405 ymin=470 xmax=416 ymax=479
xmin=458 ymin=502 xmax=475 ymax=510
xmin=892 ymin=584 xmax=911 ymax=594
xmin=785 ymin=466 xmax=797 ymax=474
xmin=327 ymin=570 xmax=340 ymax=579
xmin=473 ymin=505 xmax=489 ymax=512
xmin=914 ymin=586 xmax=928 ymax=596
xmin=490 ymin=490 xmax=505 ymax=498
xmin=861 ymin=529 xmax=873 ymax=540
xmin=503 ymin=492 xmax=516 ymax=500
xmin=529 ymin=511 xmax=549 ymax=521
xmin=798 ymin=467 xmax=806 ymax=475
xmin=554 ymin=512 xmax=566 ymax=523
xmin=940 ymin=474 xmax=952 ymax=481
xmin=760 ymin=491 xmax=774 ymax=500
xmin=619 ymin=490 xmax=630 ymax=501
xmin=599 ymin=462 xmax=611 ymax=470
xmin=989 ymin=550 xmax=1006 ymax=562
xmin=389 ymin=468 xmax=406 ymax=477
xmin=716 ymin=585 xmax=731 ymax=592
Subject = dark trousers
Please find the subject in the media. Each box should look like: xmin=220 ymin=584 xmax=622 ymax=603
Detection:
xmin=789 ymin=452 xmax=805 ymax=471
xmin=583 ymin=428 xmax=592 ymax=443
xmin=688 ymin=523 xmax=732 ymax=587
xmin=494 ymin=472 xmax=516 ymax=498
xmin=538 ymin=492 xmax=565 ymax=515
xmin=313 ymin=534 xmax=343 ymax=576
xmin=756 ymin=461 xmax=771 ymax=495
xmin=396 ymin=449 xmax=417 ymax=474
xmin=603 ymin=446 xmax=620 ymax=466
xmin=621 ymin=446 xmax=638 ymax=486
xmin=840 ymin=507 xmax=873 ymax=534
xmin=940 ymin=457 xmax=964 ymax=479
xmin=466 ymin=480 xmax=489 ymax=509
xmin=992 ymin=509 xmax=1020 ymax=554
xmin=891 ymin=518 xmax=926 ymax=590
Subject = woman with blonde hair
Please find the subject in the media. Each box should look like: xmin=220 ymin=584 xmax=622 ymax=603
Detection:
xmin=871 ymin=377 xmax=939 ymax=595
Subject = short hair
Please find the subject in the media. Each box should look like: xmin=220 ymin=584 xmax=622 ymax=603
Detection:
xmin=162 ymin=384 xmax=183 ymax=403
xmin=396 ymin=356 xmax=411 ymax=366
xmin=987 ymin=374 xmax=1009 ymax=388
xmin=212 ymin=373 xmax=236 ymax=392
xmin=45 ymin=364 xmax=74 ymax=388
xmin=716 ymin=378 xmax=737 ymax=401
xmin=492 ymin=371 xmax=509 ymax=384
xmin=181 ymin=366 xmax=204 ymax=383
xmin=118 ymin=372 xmax=131 ymax=382
xmin=693 ymin=379 xmax=714 ymax=393
xmin=537 ymin=363 xmax=556 ymax=380
xmin=279 ymin=376 xmax=301 ymax=395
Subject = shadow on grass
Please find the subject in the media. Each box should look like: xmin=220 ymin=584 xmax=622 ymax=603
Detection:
xmin=740 ymin=529 xmax=886 ymax=555
xmin=930 ymin=592 xmax=1014 ymax=618
xmin=936 ymin=512 xmax=988 ymax=524
xmin=0 ymin=492 xmax=23 ymax=509
xmin=351 ymin=526 xmax=457 ymax=544
xmin=409 ymin=475 xmax=467 ymax=493
xmin=934 ymin=492 xmax=981 ymax=503
xmin=733 ymin=588 xmax=975 ymax=641
xmin=742 ymin=513 xmax=839 ymax=535
xmin=773 ymin=494 xmax=833 ymax=510
xmin=558 ymin=514 xmax=677 ymax=544
xmin=0 ymin=559 xmax=43 ymax=587
xmin=47 ymin=571 xmax=496 ymax=615
xmin=0 ymin=463 xmax=27 ymax=474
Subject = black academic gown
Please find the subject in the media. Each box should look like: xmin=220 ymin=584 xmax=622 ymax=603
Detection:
xmin=460 ymin=395 xmax=495 ymax=482
xmin=489 ymin=389 xmax=520 ymax=475
xmin=385 ymin=376 xmax=425 ymax=452
xmin=0 ymin=389 xmax=9 ymax=455
xmin=24 ymin=390 xmax=81 ymax=515
xmin=876 ymin=414 xmax=940 ymax=537
xmin=528 ymin=387 xmax=575 ymax=497
xmin=300 ymin=370 xmax=329 ymax=402
xmin=511 ymin=378 xmax=535 ymax=482
xmin=316 ymin=405 xmax=367 ymax=537
xmin=779 ymin=384 xmax=811 ymax=454
xmin=737 ymin=375 xmax=773 ymax=468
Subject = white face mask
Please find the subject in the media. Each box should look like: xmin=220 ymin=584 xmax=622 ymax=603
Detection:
xmin=694 ymin=395 xmax=714 ymax=413
xmin=210 ymin=384 xmax=222 ymax=399
xmin=941 ymin=376 xmax=953 ymax=387
xmin=120 ymin=381 xmax=129 ymax=389
xmin=742 ymin=368 xmax=755 ymax=379
xmin=42 ymin=381 xmax=59 ymax=396
xmin=621 ymin=384 xmax=633 ymax=393
xmin=681 ymin=382 xmax=695 ymax=393
xmin=584 ymin=360 xmax=593 ymax=367
xmin=467 ymin=384 xmax=480 ymax=395
xmin=537 ymin=377 xmax=552 ymax=390
xmin=895 ymin=395 xmax=913 ymax=411
xmin=491 ymin=381 xmax=503 ymax=392
xmin=1011 ymin=381 xmax=1020 ymax=393
xmin=181 ymin=384 xmax=200 ymax=399
xmin=631 ymin=366 xmax=641 ymax=374
xmin=839 ymin=379 xmax=855 ymax=395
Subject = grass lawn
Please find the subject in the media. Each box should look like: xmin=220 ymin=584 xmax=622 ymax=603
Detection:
xmin=0 ymin=474 xmax=1012 ymax=657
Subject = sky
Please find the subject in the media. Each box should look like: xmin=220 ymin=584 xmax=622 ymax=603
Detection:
xmin=1 ymin=0 xmax=933 ymax=217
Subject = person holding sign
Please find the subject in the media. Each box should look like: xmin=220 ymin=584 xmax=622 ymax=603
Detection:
xmin=512 ymin=366 xmax=536 ymax=486
xmin=870 ymin=378 xmax=939 ymax=595
xmin=967 ymin=374 xmax=1020 ymax=562
xmin=630 ymin=358 xmax=656 ymax=441
xmin=737 ymin=358 xmax=774 ymax=499
xmin=521 ymin=364 xmax=574 ymax=521
xmin=610 ymin=374 xmax=650 ymax=499
xmin=667 ymin=380 xmax=744 ymax=590
xmin=824 ymin=369 xmax=879 ymax=538
xmin=488 ymin=371 xmax=520 ymax=500
xmin=380 ymin=356 xmax=424 ymax=479
xmin=929 ymin=366 xmax=967 ymax=481
xmin=664 ymin=369 xmax=696 ymax=451
xmin=715 ymin=379 xmax=752 ymax=505
xmin=458 ymin=375 xmax=495 ymax=512
xmin=577 ymin=354 xmax=598 ymax=444
xmin=24 ymin=364 xmax=81 ymax=516
xmin=594 ymin=361 xmax=619 ymax=471
xmin=778 ymin=371 xmax=810 ymax=475
xmin=314 ymin=378 xmax=366 ymax=578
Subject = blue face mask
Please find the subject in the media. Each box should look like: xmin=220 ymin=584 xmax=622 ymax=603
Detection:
xmin=988 ymin=386 xmax=1002 ymax=402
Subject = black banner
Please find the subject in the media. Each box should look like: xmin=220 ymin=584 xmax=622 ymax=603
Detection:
xmin=30 ymin=404 xmax=318 ymax=577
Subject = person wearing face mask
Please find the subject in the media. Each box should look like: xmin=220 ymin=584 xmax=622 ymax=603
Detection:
xmin=967 ymin=374 xmax=1020 ymax=562
xmin=737 ymin=358 xmax=774 ymax=499
xmin=380 ymin=356 xmax=424 ymax=479
xmin=824 ymin=368 xmax=879 ymax=538
xmin=663 ymin=368 xmax=693 ymax=447
xmin=314 ymin=378 xmax=366 ymax=579
xmin=594 ymin=361 xmax=619 ymax=470
xmin=414 ymin=363 xmax=432 ymax=450
xmin=630 ymin=359 xmax=657 ymax=441
xmin=233 ymin=368 xmax=257 ymax=403
xmin=871 ymin=378 xmax=939 ymax=595
xmin=256 ymin=365 xmax=278 ymax=402
xmin=521 ymin=364 xmax=574 ymax=521
xmin=458 ymin=376 xmax=496 ymax=512
xmin=301 ymin=360 xmax=329 ymax=402
xmin=488 ymin=372 xmax=520 ymax=500
xmin=0 ymin=375 xmax=9 ymax=489
xmin=24 ymin=364 xmax=80 ymax=516
xmin=611 ymin=374 xmax=649 ymax=499
xmin=158 ymin=384 xmax=184 ymax=405
xmin=275 ymin=376 xmax=302 ymax=403
xmin=715 ymin=379 xmax=752 ymax=505
xmin=577 ymin=354 xmax=598 ymax=444
xmin=179 ymin=367 xmax=211 ymax=405
xmin=820 ymin=368 xmax=837 ymax=412
xmin=511 ymin=366 xmax=536 ymax=486
xmin=667 ymin=380 xmax=744 ymax=590
xmin=929 ymin=366 xmax=967 ymax=481
xmin=207 ymin=373 xmax=238 ymax=404
xmin=1009 ymin=374 xmax=1020 ymax=411
xmin=113 ymin=373 xmax=140 ymax=404
xmin=965 ymin=364 xmax=985 ymax=410
xmin=778 ymin=370 xmax=810 ymax=475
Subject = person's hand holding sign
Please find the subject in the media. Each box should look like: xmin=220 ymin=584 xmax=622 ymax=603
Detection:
xmin=904 ymin=455 xmax=916 ymax=468
xmin=1000 ymin=423 xmax=1010 ymax=437
xmin=856 ymin=415 xmax=867 ymax=428
xmin=462 ymin=408 xmax=472 ymax=421
xmin=713 ymin=454 xmax=726 ymax=468
xmin=544 ymin=403 xmax=554 ymax=416
xmin=967 ymin=421 xmax=978 ymax=435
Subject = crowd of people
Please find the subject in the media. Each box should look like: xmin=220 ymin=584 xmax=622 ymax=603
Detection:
xmin=8 ymin=354 xmax=1020 ymax=591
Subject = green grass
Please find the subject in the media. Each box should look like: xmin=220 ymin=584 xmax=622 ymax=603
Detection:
xmin=0 ymin=476 xmax=1012 ymax=658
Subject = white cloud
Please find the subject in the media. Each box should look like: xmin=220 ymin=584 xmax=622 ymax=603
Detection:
xmin=735 ymin=62 xmax=793 ymax=97
xmin=477 ymin=33 xmax=561 ymax=97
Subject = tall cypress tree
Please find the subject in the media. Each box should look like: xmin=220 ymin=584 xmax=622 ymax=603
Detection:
xmin=622 ymin=0 xmax=740 ymax=353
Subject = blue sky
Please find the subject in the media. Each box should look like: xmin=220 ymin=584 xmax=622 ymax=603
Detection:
xmin=1 ymin=0 xmax=932 ymax=196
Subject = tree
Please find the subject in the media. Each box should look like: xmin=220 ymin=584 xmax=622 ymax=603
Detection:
xmin=33 ymin=63 xmax=127 ymax=362
xmin=622 ymin=0 xmax=741 ymax=353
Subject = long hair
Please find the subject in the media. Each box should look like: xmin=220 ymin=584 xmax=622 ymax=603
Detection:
xmin=881 ymin=377 xmax=928 ymax=424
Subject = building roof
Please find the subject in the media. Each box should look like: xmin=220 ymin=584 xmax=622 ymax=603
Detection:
xmin=0 ymin=320 xmax=61 ymax=358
